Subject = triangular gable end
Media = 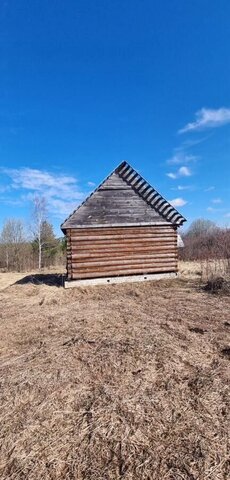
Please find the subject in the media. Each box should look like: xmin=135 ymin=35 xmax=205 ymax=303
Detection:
xmin=61 ymin=161 xmax=186 ymax=232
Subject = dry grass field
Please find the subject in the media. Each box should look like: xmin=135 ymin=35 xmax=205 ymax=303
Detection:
xmin=0 ymin=263 xmax=229 ymax=479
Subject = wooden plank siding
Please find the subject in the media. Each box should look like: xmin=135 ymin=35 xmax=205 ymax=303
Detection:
xmin=66 ymin=225 xmax=178 ymax=280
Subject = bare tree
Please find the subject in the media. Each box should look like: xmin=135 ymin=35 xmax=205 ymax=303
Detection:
xmin=0 ymin=219 xmax=26 ymax=271
xmin=31 ymin=196 xmax=47 ymax=270
xmin=187 ymin=219 xmax=217 ymax=236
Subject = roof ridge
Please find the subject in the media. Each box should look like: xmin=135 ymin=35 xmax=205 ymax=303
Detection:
xmin=115 ymin=161 xmax=186 ymax=226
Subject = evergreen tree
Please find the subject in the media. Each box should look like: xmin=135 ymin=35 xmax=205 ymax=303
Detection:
xmin=32 ymin=220 xmax=58 ymax=268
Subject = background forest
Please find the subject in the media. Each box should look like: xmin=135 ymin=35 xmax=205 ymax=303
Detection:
xmin=0 ymin=195 xmax=229 ymax=272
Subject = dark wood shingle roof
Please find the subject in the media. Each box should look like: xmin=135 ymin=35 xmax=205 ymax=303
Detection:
xmin=61 ymin=161 xmax=186 ymax=231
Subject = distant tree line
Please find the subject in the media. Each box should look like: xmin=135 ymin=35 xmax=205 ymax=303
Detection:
xmin=180 ymin=219 xmax=230 ymax=261
xmin=1 ymin=204 xmax=230 ymax=272
xmin=0 ymin=196 xmax=66 ymax=272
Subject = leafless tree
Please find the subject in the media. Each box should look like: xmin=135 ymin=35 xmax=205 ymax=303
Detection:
xmin=31 ymin=196 xmax=47 ymax=270
xmin=0 ymin=219 xmax=26 ymax=271
xmin=187 ymin=219 xmax=217 ymax=236
xmin=180 ymin=219 xmax=230 ymax=270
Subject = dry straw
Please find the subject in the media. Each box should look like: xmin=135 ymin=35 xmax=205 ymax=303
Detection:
xmin=0 ymin=267 xmax=229 ymax=479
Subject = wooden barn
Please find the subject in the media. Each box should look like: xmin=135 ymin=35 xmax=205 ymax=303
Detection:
xmin=61 ymin=161 xmax=186 ymax=287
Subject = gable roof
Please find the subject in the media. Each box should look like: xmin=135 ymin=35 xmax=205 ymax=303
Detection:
xmin=61 ymin=161 xmax=186 ymax=232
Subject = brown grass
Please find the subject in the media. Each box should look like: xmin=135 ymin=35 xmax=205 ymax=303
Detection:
xmin=0 ymin=266 xmax=66 ymax=291
xmin=0 ymin=265 xmax=230 ymax=479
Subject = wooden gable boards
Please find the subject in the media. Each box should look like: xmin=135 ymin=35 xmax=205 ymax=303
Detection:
xmin=61 ymin=161 xmax=186 ymax=232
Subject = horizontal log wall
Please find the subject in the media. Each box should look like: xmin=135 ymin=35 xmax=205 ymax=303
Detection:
xmin=66 ymin=225 xmax=178 ymax=280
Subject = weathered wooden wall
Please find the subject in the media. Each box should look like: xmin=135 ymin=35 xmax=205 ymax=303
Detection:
xmin=66 ymin=225 xmax=178 ymax=280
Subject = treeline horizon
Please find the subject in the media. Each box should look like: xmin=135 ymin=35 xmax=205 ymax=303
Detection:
xmin=0 ymin=207 xmax=230 ymax=272
xmin=180 ymin=219 xmax=230 ymax=262
xmin=0 ymin=196 xmax=66 ymax=272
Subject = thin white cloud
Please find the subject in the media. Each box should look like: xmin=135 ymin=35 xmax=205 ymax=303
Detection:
xmin=167 ymin=152 xmax=197 ymax=165
xmin=212 ymin=198 xmax=222 ymax=204
xmin=204 ymin=186 xmax=215 ymax=192
xmin=167 ymin=166 xmax=192 ymax=180
xmin=2 ymin=167 xmax=86 ymax=218
xmin=207 ymin=206 xmax=224 ymax=213
xmin=169 ymin=197 xmax=187 ymax=207
xmin=177 ymin=185 xmax=193 ymax=191
xmin=171 ymin=185 xmax=194 ymax=191
xmin=175 ymin=135 xmax=211 ymax=150
xmin=47 ymin=198 xmax=79 ymax=216
xmin=0 ymin=185 xmax=10 ymax=193
xmin=0 ymin=196 xmax=24 ymax=207
xmin=179 ymin=166 xmax=192 ymax=176
xmin=87 ymin=181 xmax=96 ymax=187
xmin=224 ymin=213 xmax=230 ymax=218
xmin=167 ymin=172 xmax=177 ymax=179
xmin=179 ymin=107 xmax=230 ymax=134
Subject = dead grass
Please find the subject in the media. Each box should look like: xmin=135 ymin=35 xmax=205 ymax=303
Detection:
xmin=0 ymin=266 xmax=229 ymax=479
xmin=178 ymin=260 xmax=202 ymax=278
xmin=0 ymin=266 xmax=65 ymax=290
xmin=0 ymin=272 xmax=27 ymax=290
xmin=200 ymin=259 xmax=230 ymax=283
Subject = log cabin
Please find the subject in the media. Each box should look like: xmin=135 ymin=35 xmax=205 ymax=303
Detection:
xmin=61 ymin=161 xmax=186 ymax=287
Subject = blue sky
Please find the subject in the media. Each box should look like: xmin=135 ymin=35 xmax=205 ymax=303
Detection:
xmin=0 ymin=0 xmax=230 ymax=235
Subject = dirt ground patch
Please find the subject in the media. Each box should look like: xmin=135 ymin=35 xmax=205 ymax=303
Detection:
xmin=0 ymin=268 xmax=229 ymax=479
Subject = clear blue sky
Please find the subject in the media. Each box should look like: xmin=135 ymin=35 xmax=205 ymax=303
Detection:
xmin=0 ymin=0 xmax=230 ymax=235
